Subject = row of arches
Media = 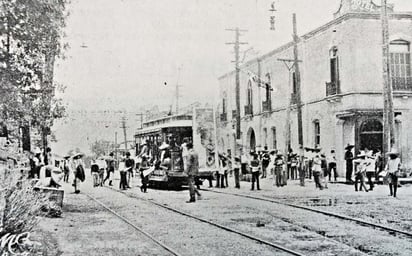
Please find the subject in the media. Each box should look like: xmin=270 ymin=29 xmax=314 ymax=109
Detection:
xmin=241 ymin=118 xmax=384 ymax=153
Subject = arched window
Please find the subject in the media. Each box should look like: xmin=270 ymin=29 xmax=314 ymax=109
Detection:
xmin=390 ymin=40 xmax=411 ymax=90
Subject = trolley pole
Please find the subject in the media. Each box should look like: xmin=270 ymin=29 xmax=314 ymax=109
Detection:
xmin=381 ymin=0 xmax=395 ymax=159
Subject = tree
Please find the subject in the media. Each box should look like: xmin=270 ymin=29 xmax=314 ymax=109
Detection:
xmin=90 ymin=140 xmax=115 ymax=158
xmin=0 ymin=0 xmax=69 ymax=149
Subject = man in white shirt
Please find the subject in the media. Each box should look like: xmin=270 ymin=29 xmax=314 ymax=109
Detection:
xmin=385 ymin=150 xmax=401 ymax=198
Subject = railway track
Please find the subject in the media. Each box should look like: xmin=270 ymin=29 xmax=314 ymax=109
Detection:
xmin=102 ymin=186 xmax=305 ymax=256
xmin=201 ymin=188 xmax=412 ymax=239
xmin=84 ymin=192 xmax=182 ymax=256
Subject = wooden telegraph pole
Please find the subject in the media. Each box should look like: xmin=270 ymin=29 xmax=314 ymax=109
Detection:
xmin=226 ymin=28 xmax=248 ymax=141
xmin=293 ymin=14 xmax=304 ymax=149
xmin=381 ymin=0 xmax=395 ymax=158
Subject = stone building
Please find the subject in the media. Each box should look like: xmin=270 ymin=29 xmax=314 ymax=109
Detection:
xmin=217 ymin=0 xmax=412 ymax=175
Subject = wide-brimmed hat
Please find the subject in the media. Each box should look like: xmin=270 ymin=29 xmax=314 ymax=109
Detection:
xmin=159 ymin=142 xmax=170 ymax=150
xmin=386 ymin=149 xmax=400 ymax=156
xmin=345 ymin=144 xmax=355 ymax=150
xmin=73 ymin=152 xmax=85 ymax=159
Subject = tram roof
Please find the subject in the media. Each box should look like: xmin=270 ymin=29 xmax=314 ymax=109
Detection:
xmin=135 ymin=119 xmax=192 ymax=136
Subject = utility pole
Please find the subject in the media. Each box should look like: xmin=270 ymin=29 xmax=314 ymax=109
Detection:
xmin=120 ymin=117 xmax=128 ymax=151
xmin=293 ymin=13 xmax=304 ymax=150
xmin=226 ymin=28 xmax=248 ymax=143
xmin=175 ymin=67 xmax=183 ymax=115
xmin=381 ymin=0 xmax=395 ymax=159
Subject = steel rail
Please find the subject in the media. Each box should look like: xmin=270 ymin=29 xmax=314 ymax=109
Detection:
xmin=108 ymin=187 xmax=305 ymax=256
xmin=202 ymin=188 xmax=412 ymax=239
xmin=84 ymin=192 xmax=182 ymax=256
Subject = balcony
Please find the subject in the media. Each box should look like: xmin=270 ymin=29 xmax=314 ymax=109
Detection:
xmin=220 ymin=113 xmax=227 ymax=122
xmin=392 ymin=77 xmax=412 ymax=91
xmin=326 ymin=80 xmax=341 ymax=96
xmin=262 ymin=101 xmax=272 ymax=112
xmin=244 ymin=105 xmax=253 ymax=116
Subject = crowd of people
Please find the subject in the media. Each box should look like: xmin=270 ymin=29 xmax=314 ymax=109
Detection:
xmin=213 ymin=143 xmax=403 ymax=199
xmin=26 ymin=140 xmax=403 ymax=201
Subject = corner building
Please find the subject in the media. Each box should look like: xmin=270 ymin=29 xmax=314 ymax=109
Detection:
xmin=217 ymin=0 xmax=412 ymax=176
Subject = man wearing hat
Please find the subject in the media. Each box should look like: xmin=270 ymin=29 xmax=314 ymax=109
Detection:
xmin=104 ymin=152 xmax=115 ymax=186
xmin=353 ymin=151 xmax=368 ymax=192
xmin=233 ymin=156 xmax=241 ymax=189
xmin=274 ymin=153 xmax=285 ymax=187
xmin=385 ymin=149 xmax=401 ymax=197
xmin=249 ymin=153 xmax=261 ymax=190
xmin=344 ymin=144 xmax=355 ymax=183
xmin=185 ymin=143 xmax=202 ymax=203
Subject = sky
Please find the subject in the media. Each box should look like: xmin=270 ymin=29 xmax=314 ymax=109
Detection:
xmin=50 ymin=0 xmax=412 ymax=155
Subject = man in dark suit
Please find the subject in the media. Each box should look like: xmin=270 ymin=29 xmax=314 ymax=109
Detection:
xmin=185 ymin=143 xmax=201 ymax=203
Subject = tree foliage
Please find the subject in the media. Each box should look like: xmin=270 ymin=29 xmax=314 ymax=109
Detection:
xmin=90 ymin=140 xmax=115 ymax=158
xmin=0 ymin=0 xmax=69 ymax=140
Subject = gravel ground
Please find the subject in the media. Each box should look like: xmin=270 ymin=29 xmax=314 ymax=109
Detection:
xmin=38 ymin=181 xmax=173 ymax=256
xmin=35 ymin=171 xmax=412 ymax=255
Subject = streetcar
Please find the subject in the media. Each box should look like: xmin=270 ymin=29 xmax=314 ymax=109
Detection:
xmin=135 ymin=110 xmax=216 ymax=189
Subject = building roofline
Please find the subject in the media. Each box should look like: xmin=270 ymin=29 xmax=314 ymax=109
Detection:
xmin=218 ymin=11 xmax=412 ymax=81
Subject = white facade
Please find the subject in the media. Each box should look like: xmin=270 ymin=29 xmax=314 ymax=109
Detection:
xmin=217 ymin=1 xmax=412 ymax=176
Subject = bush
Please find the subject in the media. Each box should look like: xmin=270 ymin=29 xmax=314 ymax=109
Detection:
xmin=0 ymin=166 xmax=48 ymax=255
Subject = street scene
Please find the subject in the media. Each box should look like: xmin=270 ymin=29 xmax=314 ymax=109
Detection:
xmin=2 ymin=0 xmax=412 ymax=255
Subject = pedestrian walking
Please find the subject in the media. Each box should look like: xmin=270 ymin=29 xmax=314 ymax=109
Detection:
xmin=72 ymin=153 xmax=85 ymax=194
xmin=312 ymin=155 xmax=323 ymax=190
xmin=97 ymin=157 xmax=106 ymax=186
xmin=261 ymin=146 xmax=270 ymax=178
xmin=63 ymin=156 xmax=70 ymax=183
xmin=218 ymin=154 xmax=227 ymax=188
xmin=91 ymin=159 xmax=100 ymax=187
xmin=125 ymin=152 xmax=135 ymax=188
xmin=233 ymin=156 xmax=241 ymax=188
xmin=185 ymin=143 xmax=202 ymax=203
xmin=140 ymin=156 xmax=150 ymax=193
xmin=353 ymin=151 xmax=368 ymax=192
xmin=327 ymin=150 xmax=337 ymax=182
xmin=250 ymin=153 xmax=261 ymax=190
xmin=103 ymin=152 xmax=115 ymax=186
xmin=374 ymin=150 xmax=383 ymax=180
xmin=274 ymin=153 xmax=285 ymax=187
xmin=321 ymin=153 xmax=328 ymax=189
xmin=365 ymin=151 xmax=376 ymax=191
xmin=119 ymin=164 xmax=128 ymax=190
xmin=345 ymin=144 xmax=355 ymax=183
xmin=290 ymin=153 xmax=298 ymax=180
xmin=385 ymin=149 xmax=401 ymax=198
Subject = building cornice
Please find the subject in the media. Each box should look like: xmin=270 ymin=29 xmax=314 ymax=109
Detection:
xmin=218 ymin=12 xmax=412 ymax=81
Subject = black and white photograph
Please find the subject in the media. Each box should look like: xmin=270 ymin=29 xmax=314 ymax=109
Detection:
xmin=1 ymin=0 xmax=412 ymax=255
